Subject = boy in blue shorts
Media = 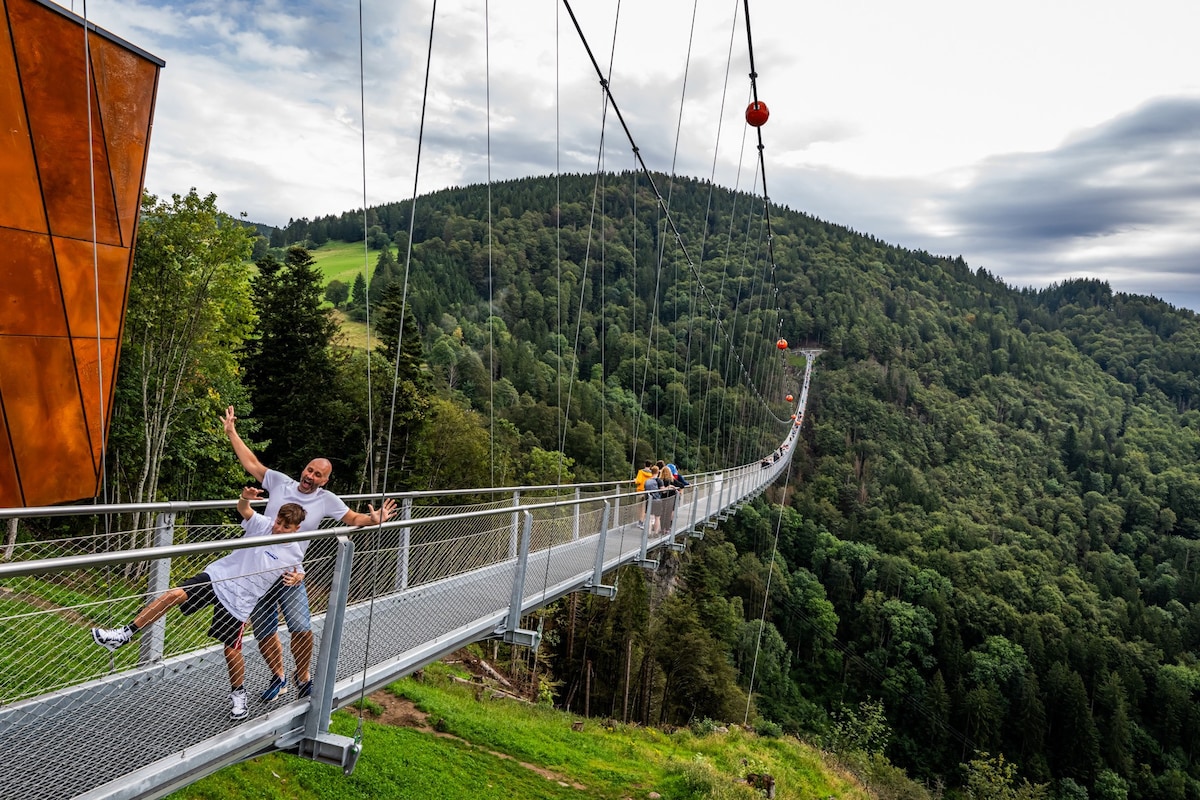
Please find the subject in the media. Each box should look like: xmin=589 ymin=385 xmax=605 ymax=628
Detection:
xmin=90 ymin=488 xmax=307 ymax=720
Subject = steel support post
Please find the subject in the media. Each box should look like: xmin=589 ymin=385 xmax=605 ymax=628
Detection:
xmin=501 ymin=511 xmax=540 ymax=649
xmin=687 ymin=482 xmax=703 ymax=538
xmin=296 ymin=536 xmax=360 ymax=773
xmin=717 ymin=470 xmax=730 ymax=521
xmin=584 ymin=501 xmax=616 ymax=597
xmin=138 ymin=512 xmax=175 ymax=665
xmin=508 ymin=490 xmax=521 ymax=559
xmin=393 ymin=497 xmax=412 ymax=591
xmin=572 ymin=487 xmax=581 ymax=540
xmin=704 ymin=474 xmax=717 ymax=529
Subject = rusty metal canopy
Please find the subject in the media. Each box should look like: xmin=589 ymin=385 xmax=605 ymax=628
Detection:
xmin=0 ymin=0 xmax=163 ymax=506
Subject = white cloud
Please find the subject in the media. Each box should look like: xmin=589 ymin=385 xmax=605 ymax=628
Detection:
xmin=71 ymin=0 xmax=1200 ymax=310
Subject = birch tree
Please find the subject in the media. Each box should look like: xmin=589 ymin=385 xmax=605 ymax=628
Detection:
xmin=109 ymin=191 xmax=255 ymax=544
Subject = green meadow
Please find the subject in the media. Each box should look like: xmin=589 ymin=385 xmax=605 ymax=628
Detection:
xmin=169 ymin=660 xmax=869 ymax=800
xmin=308 ymin=240 xmax=382 ymax=286
xmin=305 ymin=242 xmax=382 ymax=348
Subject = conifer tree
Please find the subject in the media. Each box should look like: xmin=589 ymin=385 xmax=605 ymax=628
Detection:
xmin=244 ymin=246 xmax=341 ymax=477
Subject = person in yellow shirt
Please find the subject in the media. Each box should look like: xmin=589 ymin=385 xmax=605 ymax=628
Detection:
xmin=633 ymin=461 xmax=654 ymax=523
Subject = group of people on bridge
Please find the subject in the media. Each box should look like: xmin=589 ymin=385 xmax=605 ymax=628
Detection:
xmin=91 ymin=407 xmax=396 ymax=721
xmin=88 ymin=412 xmax=715 ymax=722
xmin=634 ymin=460 xmax=689 ymax=535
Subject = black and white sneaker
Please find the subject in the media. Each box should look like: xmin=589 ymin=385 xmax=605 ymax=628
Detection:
xmin=91 ymin=626 xmax=133 ymax=651
xmin=230 ymin=688 xmax=248 ymax=720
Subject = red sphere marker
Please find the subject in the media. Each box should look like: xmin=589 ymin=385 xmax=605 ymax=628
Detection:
xmin=786 ymin=394 xmax=794 ymax=402
xmin=746 ymin=101 xmax=769 ymax=127
xmin=776 ymin=338 xmax=788 ymax=350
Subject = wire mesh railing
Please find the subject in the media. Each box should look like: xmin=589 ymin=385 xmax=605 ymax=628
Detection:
xmin=0 ymin=448 xmax=797 ymax=800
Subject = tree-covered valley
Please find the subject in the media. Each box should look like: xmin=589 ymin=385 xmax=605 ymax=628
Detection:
xmin=112 ymin=173 xmax=1200 ymax=799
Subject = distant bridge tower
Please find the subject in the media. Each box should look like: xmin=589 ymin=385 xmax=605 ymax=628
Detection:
xmin=0 ymin=0 xmax=162 ymax=506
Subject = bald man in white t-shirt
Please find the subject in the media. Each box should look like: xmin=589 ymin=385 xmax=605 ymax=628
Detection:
xmin=223 ymin=406 xmax=397 ymax=701
xmin=91 ymin=488 xmax=307 ymax=720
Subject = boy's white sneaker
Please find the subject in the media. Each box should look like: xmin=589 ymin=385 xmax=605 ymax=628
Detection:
xmin=230 ymin=688 xmax=248 ymax=720
xmin=91 ymin=626 xmax=133 ymax=651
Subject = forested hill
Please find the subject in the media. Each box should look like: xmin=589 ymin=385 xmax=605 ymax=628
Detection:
xmin=268 ymin=173 xmax=1200 ymax=798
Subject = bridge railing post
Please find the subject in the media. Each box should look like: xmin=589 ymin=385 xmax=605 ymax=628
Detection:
xmin=393 ymin=497 xmax=412 ymax=591
xmin=635 ymin=494 xmax=657 ymax=569
xmin=585 ymin=501 xmax=616 ymax=597
xmin=297 ymin=535 xmax=361 ymax=772
xmin=508 ymin=490 xmax=521 ymax=559
xmin=573 ymin=487 xmax=581 ymax=540
xmin=500 ymin=511 xmax=540 ymax=648
xmin=704 ymin=473 xmax=716 ymax=526
xmin=686 ymin=480 xmax=702 ymax=538
xmin=138 ymin=511 xmax=175 ymax=665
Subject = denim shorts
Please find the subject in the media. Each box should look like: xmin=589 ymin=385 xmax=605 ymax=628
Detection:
xmin=249 ymin=576 xmax=311 ymax=636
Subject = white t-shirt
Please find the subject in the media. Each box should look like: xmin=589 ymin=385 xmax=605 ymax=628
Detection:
xmin=262 ymin=468 xmax=352 ymax=555
xmin=207 ymin=514 xmax=306 ymax=620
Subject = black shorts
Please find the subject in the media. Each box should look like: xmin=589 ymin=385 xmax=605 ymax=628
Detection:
xmin=179 ymin=573 xmax=245 ymax=650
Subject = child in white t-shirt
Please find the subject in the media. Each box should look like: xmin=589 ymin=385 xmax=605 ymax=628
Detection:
xmin=90 ymin=488 xmax=307 ymax=720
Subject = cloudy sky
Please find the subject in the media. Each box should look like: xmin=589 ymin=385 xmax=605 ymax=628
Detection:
xmin=76 ymin=0 xmax=1200 ymax=310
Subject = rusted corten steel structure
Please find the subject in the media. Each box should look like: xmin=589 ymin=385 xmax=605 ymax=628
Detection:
xmin=0 ymin=0 xmax=163 ymax=507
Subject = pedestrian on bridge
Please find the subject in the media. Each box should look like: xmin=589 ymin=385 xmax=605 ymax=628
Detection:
xmin=91 ymin=489 xmax=307 ymax=720
xmin=633 ymin=461 xmax=654 ymax=524
xmin=643 ymin=465 xmax=665 ymax=533
xmin=223 ymin=406 xmax=397 ymax=703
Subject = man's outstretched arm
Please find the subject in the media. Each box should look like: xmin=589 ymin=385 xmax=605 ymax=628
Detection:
xmin=341 ymin=497 xmax=398 ymax=527
xmin=223 ymin=406 xmax=268 ymax=482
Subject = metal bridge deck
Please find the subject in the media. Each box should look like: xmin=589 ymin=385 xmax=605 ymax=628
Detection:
xmin=0 ymin=508 xmax=700 ymax=800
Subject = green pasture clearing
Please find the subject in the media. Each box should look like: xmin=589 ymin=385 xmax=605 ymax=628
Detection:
xmin=169 ymin=661 xmax=869 ymax=800
xmin=308 ymin=240 xmax=386 ymax=287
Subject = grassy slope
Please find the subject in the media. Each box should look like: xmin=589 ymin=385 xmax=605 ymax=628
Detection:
xmin=307 ymin=242 xmax=380 ymax=349
xmin=169 ymin=663 xmax=867 ymax=800
xmin=308 ymin=240 xmax=379 ymax=286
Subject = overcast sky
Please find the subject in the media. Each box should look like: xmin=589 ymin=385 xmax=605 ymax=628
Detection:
xmin=76 ymin=0 xmax=1200 ymax=311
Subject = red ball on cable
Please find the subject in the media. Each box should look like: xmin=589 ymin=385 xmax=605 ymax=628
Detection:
xmin=776 ymin=338 xmax=788 ymax=351
xmin=746 ymin=101 xmax=769 ymax=127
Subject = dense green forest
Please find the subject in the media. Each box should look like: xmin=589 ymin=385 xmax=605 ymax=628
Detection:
xmin=114 ymin=174 xmax=1200 ymax=799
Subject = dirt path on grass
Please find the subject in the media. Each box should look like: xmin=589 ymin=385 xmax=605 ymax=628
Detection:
xmin=0 ymin=586 xmax=93 ymax=626
xmin=366 ymin=685 xmax=588 ymax=791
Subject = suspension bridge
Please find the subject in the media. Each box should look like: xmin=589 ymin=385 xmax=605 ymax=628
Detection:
xmin=0 ymin=0 xmax=822 ymax=795
xmin=0 ymin=351 xmax=816 ymax=800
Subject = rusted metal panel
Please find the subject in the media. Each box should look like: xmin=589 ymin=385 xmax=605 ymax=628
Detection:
xmin=0 ymin=0 xmax=162 ymax=507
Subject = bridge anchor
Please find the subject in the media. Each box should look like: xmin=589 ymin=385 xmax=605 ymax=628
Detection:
xmin=499 ymin=626 xmax=542 ymax=650
xmin=584 ymin=581 xmax=617 ymax=598
xmin=296 ymin=732 xmax=362 ymax=775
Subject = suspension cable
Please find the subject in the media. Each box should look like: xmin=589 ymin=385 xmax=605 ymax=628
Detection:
xmin=81 ymin=0 xmax=120 ymax=640
xmin=354 ymin=0 xmax=440 ymax=738
xmin=561 ymin=0 xmax=785 ymax=456
xmin=487 ymin=0 xmax=495 ymax=487
xmin=349 ymin=0 xmax=375 ymax=743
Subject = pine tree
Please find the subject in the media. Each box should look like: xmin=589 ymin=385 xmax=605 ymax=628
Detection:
xmin=367 ymin=245 xmax=399 ymax=303
xmin=364 ymin=281 xmax=430 ymax=490
xmin=349 ymin=272 xmax=368 ymax=316
xmin=244 ymin=246 xmax=341 ymax=477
